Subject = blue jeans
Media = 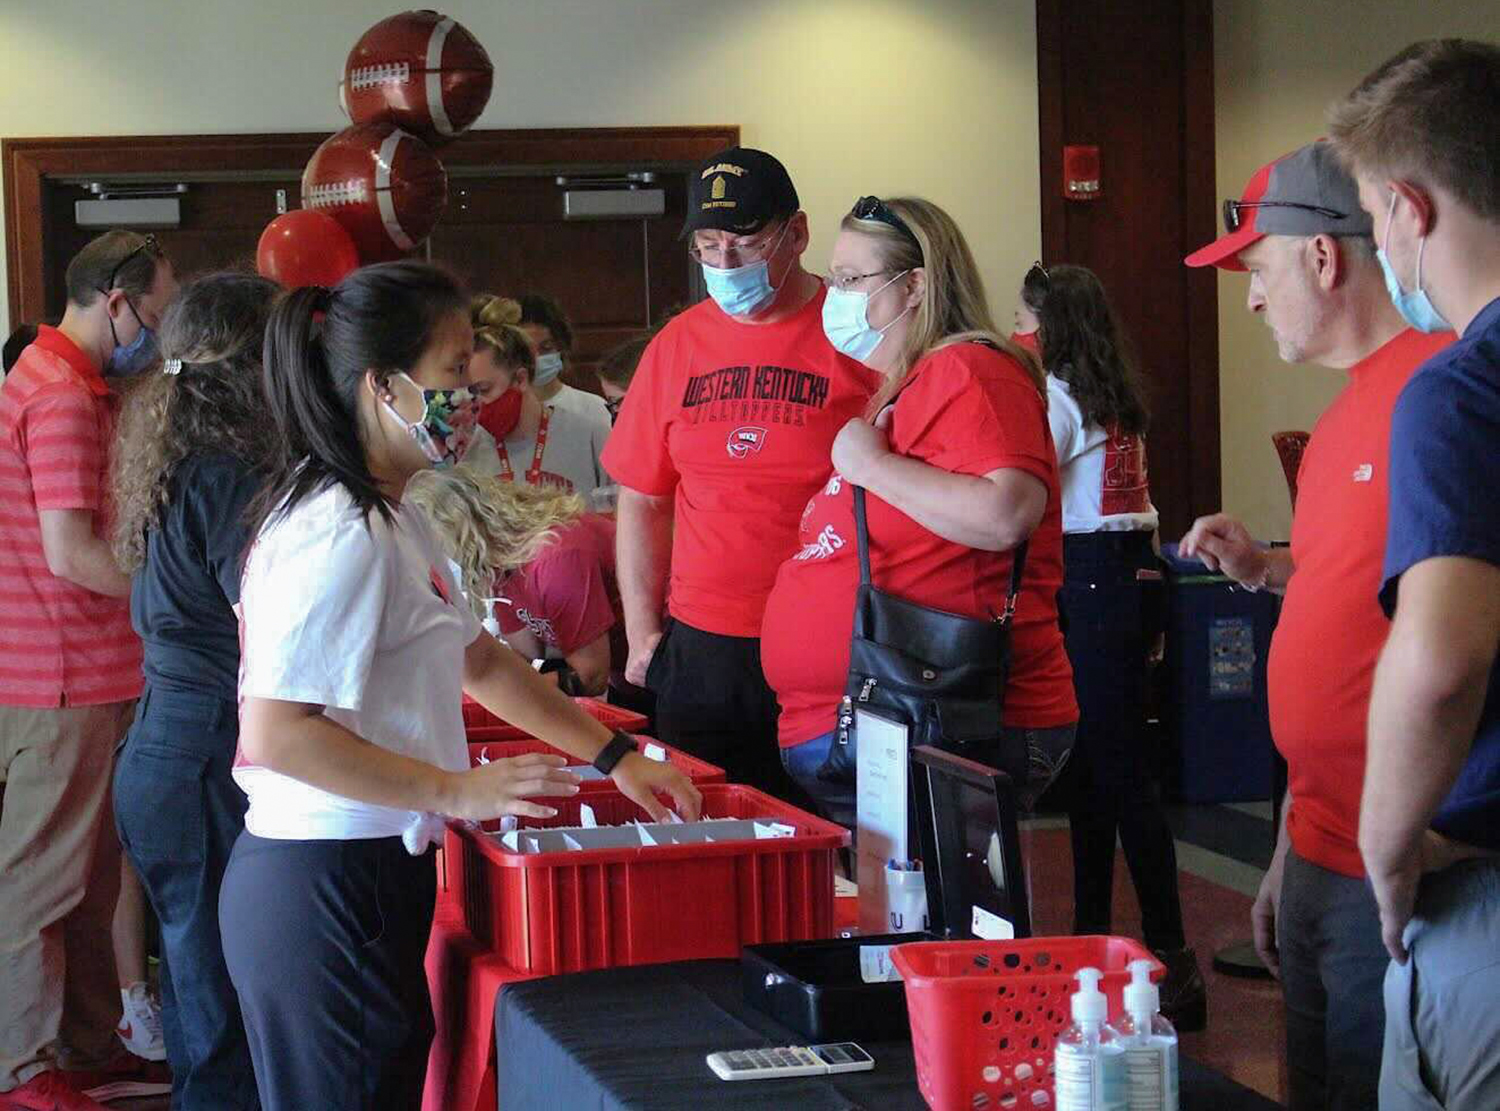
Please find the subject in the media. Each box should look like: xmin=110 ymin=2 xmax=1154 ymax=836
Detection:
xmin=781 ymin=724 xmax=1077 ymax=832
xmin=113 ymin=687 xmax=258 ymax=1111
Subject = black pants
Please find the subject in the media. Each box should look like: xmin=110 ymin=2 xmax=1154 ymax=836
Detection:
xmin=113 ymin=686 xmax=258 ymax=1111
xmin=219 ymin=834 xmax=437 ymax=1111
xmin=1057 ymin=531 xmax=1186 ymax=951
xmin=645 ymin=618 xmax=802 ymax=803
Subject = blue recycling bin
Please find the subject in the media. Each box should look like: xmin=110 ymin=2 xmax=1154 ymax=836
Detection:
xmin=1159 ymin=542 xmax=1280 ymax=803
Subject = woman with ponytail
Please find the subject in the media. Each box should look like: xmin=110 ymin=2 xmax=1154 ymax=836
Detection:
xmin=219 ymin=262 xmax=699 ymax=1111
xmin=464 ymin=293 xmax=612 ymax=506
xmin=110 ymin=271 xmax=280 ymax=1109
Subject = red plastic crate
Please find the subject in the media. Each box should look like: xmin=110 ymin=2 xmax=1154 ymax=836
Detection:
xmin=462 ymin=695 xmax=648 ymax=738
xmin=465 ymin=738 xmax=725 ymax=790
xmin=449 ymin=784 xmax=848 ymax=975
xmin=891 ymin=937 xmax=1162 ymax=1111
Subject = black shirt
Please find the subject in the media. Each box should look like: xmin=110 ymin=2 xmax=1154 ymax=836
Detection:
xmin=131 ymin=453 xmax=263 ymax=700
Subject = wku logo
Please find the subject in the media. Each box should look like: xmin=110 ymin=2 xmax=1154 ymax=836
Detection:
xmin=726 ymin=426 xmax=768 ymax=459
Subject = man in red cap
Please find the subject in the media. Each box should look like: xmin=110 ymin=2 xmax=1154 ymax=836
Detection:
xmin=1181 ymin=139 xmax=1450 ymax=1111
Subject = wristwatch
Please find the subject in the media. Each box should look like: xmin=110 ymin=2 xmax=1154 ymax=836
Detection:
xmin=592 ymin=730 xmax=638 ymax=775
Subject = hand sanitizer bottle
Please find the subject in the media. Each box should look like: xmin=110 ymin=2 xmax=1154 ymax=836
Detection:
xmin=1054 ymin=967 xmax=1126 ymax=1111
xmin=1118 ymin=959 xmax=1179 ymax=1111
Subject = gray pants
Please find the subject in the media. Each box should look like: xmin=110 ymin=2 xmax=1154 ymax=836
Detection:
xmin=1279 ymin=849 xmax=1387 ymax=1111
xmin=1380 ymin=857 xmax=1500 ymax=1110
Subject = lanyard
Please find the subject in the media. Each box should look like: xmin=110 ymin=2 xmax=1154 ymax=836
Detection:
xmin=496 ymin=406 xmax=552 ymax=485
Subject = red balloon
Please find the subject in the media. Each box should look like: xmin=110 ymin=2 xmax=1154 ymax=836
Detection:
xmin=256 ymin=210 xmax=361 ymax=288
xmin=301 ymin=122 xmax=448 ymax=263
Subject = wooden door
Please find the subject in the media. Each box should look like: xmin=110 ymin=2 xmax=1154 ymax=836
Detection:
xmin=1037 ymin=0 xmax=1220 ymax=537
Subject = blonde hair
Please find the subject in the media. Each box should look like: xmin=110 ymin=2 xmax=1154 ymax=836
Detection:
xmin=470 ymin=293 xmax=536 ymax=378
xmin=405 ymin=467 xmax=585 ymax=617
xmin=844 ymin=197 xmax=1043 ymax=415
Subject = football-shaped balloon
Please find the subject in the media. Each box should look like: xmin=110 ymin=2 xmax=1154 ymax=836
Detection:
xmin=256 ymin=210 xmax=361 ymax=287
xmin=340 ymin=10 xmax=493 ymax=146
xmin=301 ymin=123 xmax=448 ymax=263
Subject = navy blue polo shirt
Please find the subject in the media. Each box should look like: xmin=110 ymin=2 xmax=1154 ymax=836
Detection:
xmin=132 ymin=453 xmax=263 ymax=701
xmin=1381 ymin=296 xmax=1500 ymax=849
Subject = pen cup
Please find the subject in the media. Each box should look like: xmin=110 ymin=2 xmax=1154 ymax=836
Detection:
xmin=885 ymin=864 xmax=928 ymax=934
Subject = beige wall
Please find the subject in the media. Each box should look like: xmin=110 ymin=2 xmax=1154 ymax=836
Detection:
xmin=1212 ymin=0 xmax=1500 ymax=539
xmin=0 ymin=0 xmax=1040 ymax=338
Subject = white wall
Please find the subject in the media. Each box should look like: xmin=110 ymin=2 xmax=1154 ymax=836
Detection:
xmin=1211 ymin=0 xmax=1500 ymax=539
xmin=0 ymin=0 xmax=1040 ymax=339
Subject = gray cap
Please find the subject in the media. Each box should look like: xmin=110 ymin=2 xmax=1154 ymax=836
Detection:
xmin=1186 ymin=140 xmax=1373 ymax=270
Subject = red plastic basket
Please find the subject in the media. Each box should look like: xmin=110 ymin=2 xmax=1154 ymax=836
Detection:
xmin=464 ymin=739 xmax=725 ymax=790
xmin=462 ymin=695 xmax=648 ymax=738
xmin=892 ymin=937 xmax=1161 ymax=1111
xmin=448 ymin=783 xmax=848 ymax=976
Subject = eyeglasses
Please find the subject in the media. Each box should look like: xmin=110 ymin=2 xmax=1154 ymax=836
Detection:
xmin=1222 ymin=199 xmax=1347 ymax=233
xmin=100 ymin=233 xmax=163 ymax=295
xmin=825 ymin=268 xmax=897 ymax=293
xmin=851 ymin=196 xmax=922 ymax=255
xmin=688 ymin=223 xmax=785 ymax=268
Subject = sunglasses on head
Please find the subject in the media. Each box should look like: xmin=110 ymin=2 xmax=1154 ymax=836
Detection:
xmin=100 ymin=233 xmax=163 ymax=295
xmin=1025 ymin=260 xmax=1050 ymax=291
xmin=851 ymin=196 xmax=922 ymax=254
xmin=1222 ymin=199 xmax=1347 ymax=234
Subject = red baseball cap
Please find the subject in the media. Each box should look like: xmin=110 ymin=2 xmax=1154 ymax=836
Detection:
xmin=1185 ymin=140 xmax=1372 ymax=271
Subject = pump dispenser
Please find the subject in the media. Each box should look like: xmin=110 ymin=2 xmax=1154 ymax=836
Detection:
xmin=1118 ymin=960 xmax=1179 ymax=1111
xmin=1054 ymin=967 xmax=1126 ymax=1110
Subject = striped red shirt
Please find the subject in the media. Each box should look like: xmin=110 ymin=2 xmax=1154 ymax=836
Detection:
xmin=0 ymin=326 xmax=142 ymax=706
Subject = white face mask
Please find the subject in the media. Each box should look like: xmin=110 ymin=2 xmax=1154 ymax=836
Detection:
xmin=533 ymin=351 xmax=565 ymax=386
xmin=820 ymin=270 xmax=912 ymax=363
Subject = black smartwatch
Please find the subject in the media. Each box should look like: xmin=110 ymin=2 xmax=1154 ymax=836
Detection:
xmin=592 ymin=730 xmax=638 ymax=775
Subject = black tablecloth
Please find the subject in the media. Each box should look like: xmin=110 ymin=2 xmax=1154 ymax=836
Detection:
xmin=494 ymin=958 xmax=1282 ymax=1110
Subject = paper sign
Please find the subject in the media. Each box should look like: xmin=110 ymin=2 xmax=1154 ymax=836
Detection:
xmin=971 ymin=905 xmax=1015 ymax=940
xmin=856 ymin=710 xmax=911 ymax=935
xmin=859 ymin=945 xmax=903 ymax=984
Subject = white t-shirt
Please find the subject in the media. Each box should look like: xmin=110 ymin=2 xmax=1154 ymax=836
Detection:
xmin=235 ymin=482 xmax=482 ymax=851
xmin=463 ymin=401 xmax=613 ymax=508
xmin=1046 ymin=374 xmax=1159 ymax=535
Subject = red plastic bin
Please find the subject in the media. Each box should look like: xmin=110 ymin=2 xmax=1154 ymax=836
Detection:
xmin=462 ymin=695 xmax=648 ymax=738
xmin=465 ymin=739 xmax=725 ymax=790
xmin=448 ymin=783 xmax=848 ymax=976
xmin=891 ymin=937 xmax=1162 ymax=1111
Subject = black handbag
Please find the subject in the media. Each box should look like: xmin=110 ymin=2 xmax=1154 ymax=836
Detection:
xmin=818 ymin=484 xmax=1029 ymax=787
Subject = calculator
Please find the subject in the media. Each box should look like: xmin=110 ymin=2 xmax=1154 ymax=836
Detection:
xmin=706 ymin=1042 xmax=875 ymax=1081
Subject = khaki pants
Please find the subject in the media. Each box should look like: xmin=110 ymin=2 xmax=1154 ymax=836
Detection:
xmin=0 ymin=700 xmax=135 ymax=1090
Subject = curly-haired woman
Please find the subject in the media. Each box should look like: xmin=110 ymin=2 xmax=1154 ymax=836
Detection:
xmin=109 ymin=271 xmax=280 ymax=1109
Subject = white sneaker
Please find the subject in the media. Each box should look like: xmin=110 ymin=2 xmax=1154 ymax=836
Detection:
xmin=115 ymin=982 xmax=166 ymax=1063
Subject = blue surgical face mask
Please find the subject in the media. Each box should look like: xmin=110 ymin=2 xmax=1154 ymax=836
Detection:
xmin=821 ymin=270 xmax=912 ymax=363
xmin=1377 ymin=192 xmax=1451 ymax=334
xmin=107 ymin=298 xmax=159 ymax=376
xmin=699 ymin=222 xmax=791 ymax=318
xmin=532 ymin=351 xmax=565 ymax=386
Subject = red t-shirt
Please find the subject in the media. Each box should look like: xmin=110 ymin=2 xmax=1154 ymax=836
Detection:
xmin=761 ymin=342 xmax=1077 ymax=747
xmin=0 ymin=326 xmax=142 ymax=707
xmin=495 ymin=514 xmax=624 ymax=665
xmin=1268 ymin=328 xmax=1453 ymax=877
xmin=600 ymin=288 xmax=878 ymax=637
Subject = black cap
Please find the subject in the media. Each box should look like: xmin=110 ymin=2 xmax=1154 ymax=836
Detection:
xmin=682 ymin=147 xmax=800 ymax=237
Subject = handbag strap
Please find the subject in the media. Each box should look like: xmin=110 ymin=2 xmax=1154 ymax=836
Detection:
xmin=852 ymin=483 xmax=1030 ymax=623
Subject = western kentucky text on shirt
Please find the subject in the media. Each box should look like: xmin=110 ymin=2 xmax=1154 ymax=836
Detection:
xmin=681 ymin=364 xmax=833 ymax=418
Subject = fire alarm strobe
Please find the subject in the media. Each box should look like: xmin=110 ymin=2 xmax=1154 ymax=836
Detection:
xmin=1063 ymin=145 xmax=1102 ymax=201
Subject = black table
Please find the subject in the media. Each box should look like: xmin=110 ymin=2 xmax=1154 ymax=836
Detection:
xmin=494 ymin=959 xmax=1283 ymax=1110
